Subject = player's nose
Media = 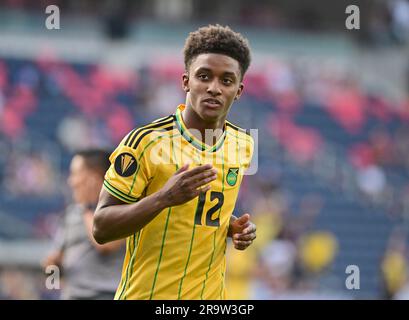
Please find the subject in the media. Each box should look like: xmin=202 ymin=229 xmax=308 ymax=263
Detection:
xmin=206 ymin=79 xmax=222 ymax=96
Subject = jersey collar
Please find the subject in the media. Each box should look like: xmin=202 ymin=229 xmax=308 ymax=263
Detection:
xmin=174 ymin=104 xmax=226 ymax=152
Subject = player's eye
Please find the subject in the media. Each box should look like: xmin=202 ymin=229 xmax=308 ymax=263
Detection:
xmin=223 ymin=78 xmax=233 ymax=85
xmin=198 ymin=74 xmax=209 ymax=81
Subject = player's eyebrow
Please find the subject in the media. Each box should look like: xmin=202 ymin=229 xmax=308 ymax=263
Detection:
xmin=195 ymin=67 xmax=238 ymax=79
xmin=222 ymin=71 xmax=237 ymax=79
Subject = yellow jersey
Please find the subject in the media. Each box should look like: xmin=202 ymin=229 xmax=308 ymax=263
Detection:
xmin=104 ymin=104 xmax=254 ymax=300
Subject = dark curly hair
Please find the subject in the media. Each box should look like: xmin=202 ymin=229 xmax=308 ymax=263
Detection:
xmin=183 ymin=24 xmax=251 ymax=80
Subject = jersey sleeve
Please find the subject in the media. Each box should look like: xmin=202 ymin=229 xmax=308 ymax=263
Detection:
xmin=103 ymin=131 xmax=153 ymax=203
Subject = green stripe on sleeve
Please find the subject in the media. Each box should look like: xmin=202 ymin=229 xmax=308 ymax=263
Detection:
xmin=103 ymin=180 xmax=138 ymax=203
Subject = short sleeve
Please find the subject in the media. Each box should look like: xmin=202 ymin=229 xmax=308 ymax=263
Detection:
xmin=103 ymin=132 xmax=151 ymax=203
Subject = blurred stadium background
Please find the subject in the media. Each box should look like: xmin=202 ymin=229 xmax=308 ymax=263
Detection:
xmin=1 ymin=0 xmax=409 ymax=300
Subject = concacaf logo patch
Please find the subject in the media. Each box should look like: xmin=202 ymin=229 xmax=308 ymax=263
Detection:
xmin=226 ymin=168 xmax=239 ymax=186
xmin=114 ymin=152 xmax=138 ymax=177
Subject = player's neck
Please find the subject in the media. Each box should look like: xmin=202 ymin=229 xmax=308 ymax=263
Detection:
xmin=181 ymin=105 xmax=225 ymax=145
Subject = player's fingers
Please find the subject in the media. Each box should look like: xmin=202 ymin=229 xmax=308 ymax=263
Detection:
xmin=190 ymin=176 xmax=217 ymax=190
xmin=234 ymin=240 xmax=253 ymax=248
xmin=182 ymin=164 xmax=214 ymax=178
xmin=179 ymin=169 xmax=213 ymax=190
xmin=188 ymin=171 xmax=217 ymax=188
xmin=235 ymin=241 xmax=253 ymax=247
xmin=175 ymin=163 xmax=190 ymax=174
xmin=188 ymin=169 xmax=217 ymax=183
xmin=234 ymin=233 xmax=256 ymax=241
xmin=236 ymin=213 xmax=250 ymax=226
xmin=242 ymin=224 xmax=256 ymax=234
xmin=234 ymin=240 xmax=253 ymax=246
xmin=189 ymin=185 xmax=211 ymax=199
xmin=189 ymin=168 xmax=217 ymax=181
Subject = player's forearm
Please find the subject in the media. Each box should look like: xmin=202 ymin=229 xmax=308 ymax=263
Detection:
xmin=93 ymin=191 xmax=168 ymax=244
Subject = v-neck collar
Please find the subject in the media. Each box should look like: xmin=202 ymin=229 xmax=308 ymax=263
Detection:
xmin=174 ymin=104 xmax=226 ymax=153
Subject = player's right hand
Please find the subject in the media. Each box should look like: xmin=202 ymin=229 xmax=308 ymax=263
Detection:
xmin=159 ymin=163 xmax=217 ymax=207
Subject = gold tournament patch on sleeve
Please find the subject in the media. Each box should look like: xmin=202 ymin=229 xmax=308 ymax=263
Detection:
xmin=114 ymin=152 xmax=138 ymax=177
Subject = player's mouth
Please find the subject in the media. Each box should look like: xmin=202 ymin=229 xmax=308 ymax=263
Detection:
xmin=202 ymin=98 xmax=223 ymax=109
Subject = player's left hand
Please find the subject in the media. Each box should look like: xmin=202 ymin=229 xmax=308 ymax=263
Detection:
xmin=230 ymin=213 xmax=256 ymax=250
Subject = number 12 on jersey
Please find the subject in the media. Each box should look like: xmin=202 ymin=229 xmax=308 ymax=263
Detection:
xmin=194 ymin=191 xmax=224 ymax=227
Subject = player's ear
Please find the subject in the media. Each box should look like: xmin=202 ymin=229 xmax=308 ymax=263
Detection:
xmin=234 ymin=83 xmax=244 ymax=101
xmin=182 ymin=73 xmax=190 ymax=93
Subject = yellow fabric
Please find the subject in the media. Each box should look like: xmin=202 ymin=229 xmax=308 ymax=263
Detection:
xmin=381 ymin=251 xmax=407 ymax=295
xmin=299 ymin=231 xmax=338 ymax=273
xmin=104 ymin=105 xmax=254 ymax=300
xmin=225 ymin=245 xmax=257 ymax=300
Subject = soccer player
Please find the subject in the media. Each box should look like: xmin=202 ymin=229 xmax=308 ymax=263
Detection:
xmin=43 ymin=150 xmax=125 ymax=300
xmin=93 ymin=24 xmax=257 ymax=300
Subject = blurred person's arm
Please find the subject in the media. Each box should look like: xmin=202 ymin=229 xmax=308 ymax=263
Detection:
xmin=42 ymin=250 xmax=63 ymax=270
xmin=82 ymin=209 xmax=124 ymax=254
xmin=42 ymin=216 xmax=66 ymax=269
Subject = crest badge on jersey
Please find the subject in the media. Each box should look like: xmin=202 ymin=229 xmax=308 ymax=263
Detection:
xmin=226 ymin=167 xmax=239 ymax=186
xmin=115 ymin=152 xmax=138 ymax=177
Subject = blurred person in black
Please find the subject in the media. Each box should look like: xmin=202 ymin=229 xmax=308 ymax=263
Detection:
xmin=43 ymin=149 xmax=125 ymax=300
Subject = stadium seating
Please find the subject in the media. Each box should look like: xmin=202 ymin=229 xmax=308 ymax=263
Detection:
xmin=1 ymin=55 xmax=408 ymax=298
